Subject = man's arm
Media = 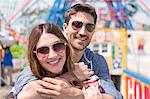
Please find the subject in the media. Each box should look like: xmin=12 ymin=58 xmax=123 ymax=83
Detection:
xmin=14 ymin=66 xmax=37 ymax=96
xmin=94 ymin=54 xmax=123 ymax=99
xmin=17 ymin=81 xmax=43 ymax=99
xmin=13 ymin=62 xmax=92 ymax=97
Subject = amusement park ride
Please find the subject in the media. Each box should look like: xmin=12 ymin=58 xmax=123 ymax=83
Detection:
xmin=0 ymin=0 xmax=136 ymax=44
xmin=0 ymin=0 xmax=150 ymax=98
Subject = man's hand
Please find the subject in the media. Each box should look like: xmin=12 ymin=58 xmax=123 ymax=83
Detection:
xmin=36 ymin=77 xmax=84 ymax=99
xmin=74 ymin=62 xmax=94 ymax=81
xmin=58 ymin=62 xmax=94 ymax=82
xmin=82 ymin=85 xmax=102 ymax=99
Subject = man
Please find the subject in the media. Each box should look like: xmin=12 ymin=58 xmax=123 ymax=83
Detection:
xmin=13 ymin=3 xmax=123 ymax=99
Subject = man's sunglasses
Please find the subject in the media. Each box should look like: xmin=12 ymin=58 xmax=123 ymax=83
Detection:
xmin=72 ymin=21 xmax=95 ymax=32
xmin=34 ymin=42 xmax=66 ymax=55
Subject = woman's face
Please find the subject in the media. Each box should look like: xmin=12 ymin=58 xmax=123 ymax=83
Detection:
xmin=35 ymin=33 xmax=66 ymax=74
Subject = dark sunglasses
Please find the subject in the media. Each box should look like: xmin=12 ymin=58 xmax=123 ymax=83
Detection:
xmin=34 ymin=42 xmax=66 ymax=55
xmin=72 ymin=21 xmax=95 ymax=32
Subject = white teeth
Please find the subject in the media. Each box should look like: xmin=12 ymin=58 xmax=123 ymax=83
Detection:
xmin=77 ymin=37 xmax=87 ymax=41
xmin=48 ymin=60 xmax=59 ymax=65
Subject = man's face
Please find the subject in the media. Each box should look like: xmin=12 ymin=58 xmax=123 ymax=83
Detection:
xmin=63 ymin=12 xmax=95 ymax=51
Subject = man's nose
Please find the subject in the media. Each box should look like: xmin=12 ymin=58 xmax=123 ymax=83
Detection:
xmin=78 ymin=26 xmax=87 ymax=36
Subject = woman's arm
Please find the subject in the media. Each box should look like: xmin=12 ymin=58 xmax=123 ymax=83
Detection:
xmin=36 ymin=77 xmax=84 ymax=99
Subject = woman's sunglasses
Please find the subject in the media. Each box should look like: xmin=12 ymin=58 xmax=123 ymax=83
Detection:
xmin=72 ymin=21 xmax=95 ymax=32
xmin=34 ymin=42 xmax=66 ymax=55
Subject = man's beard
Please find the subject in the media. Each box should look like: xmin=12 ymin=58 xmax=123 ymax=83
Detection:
xmin=72 ymin=45 xmax=85 ymax=51
xmin=71 ymin=42 xmax=89 ymax=51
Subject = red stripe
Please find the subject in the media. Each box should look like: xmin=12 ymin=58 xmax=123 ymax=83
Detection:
xmin=83 ymin=80 xmax=97 ymax=85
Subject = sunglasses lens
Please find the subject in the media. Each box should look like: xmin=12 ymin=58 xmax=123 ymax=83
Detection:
xmin=36 ymin=42 xmax=66 ymax=55
xmin=53 ymin=43 xmax=66 ymax=53
xmin=72 ymin=21 xmax=83 ymax=29
xmin=72 ymin=21 xmax=95 ymax=32
xmin=86 ymin=24 xmax=95 ymax=32
xmin=37 ymin=47 xmax=49 ymax=54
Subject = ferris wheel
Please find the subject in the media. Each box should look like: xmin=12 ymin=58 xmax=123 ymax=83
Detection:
xmin=0 ymin=0 xmax=54 ymax=45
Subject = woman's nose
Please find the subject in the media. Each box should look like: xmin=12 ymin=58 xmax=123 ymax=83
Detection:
xmin=47 ymin=48 xmax=58 ymax=59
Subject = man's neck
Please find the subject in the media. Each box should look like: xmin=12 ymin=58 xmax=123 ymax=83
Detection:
xmin=71 ymin=48 xmax=85 ymax=63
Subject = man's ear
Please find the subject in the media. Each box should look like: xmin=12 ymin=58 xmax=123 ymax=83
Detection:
xmin=63 ymin=23 xmax=67 ymax=32
xmin=63 ymin=23 xmax=68 ymax=37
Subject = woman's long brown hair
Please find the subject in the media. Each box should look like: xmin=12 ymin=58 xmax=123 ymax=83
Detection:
xmin=27 ymin=23 xmax=83 ymax=88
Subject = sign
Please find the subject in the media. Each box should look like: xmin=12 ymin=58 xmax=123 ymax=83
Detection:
xmin=122 ymin=69 xmax=150 ymax=99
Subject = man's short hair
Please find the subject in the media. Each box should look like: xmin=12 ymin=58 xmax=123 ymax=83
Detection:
xmin=64 ymin=3 xmax=97 ymax=24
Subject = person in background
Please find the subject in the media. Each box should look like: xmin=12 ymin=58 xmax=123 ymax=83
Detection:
xmin=13 ymin=3 xmax=123 ymax=99
xmin=3 ymin=46 xmax=13 ymax=86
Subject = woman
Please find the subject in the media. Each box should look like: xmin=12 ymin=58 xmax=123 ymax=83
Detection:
xmin=15 ymin=23 xmax=102 ymax=99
